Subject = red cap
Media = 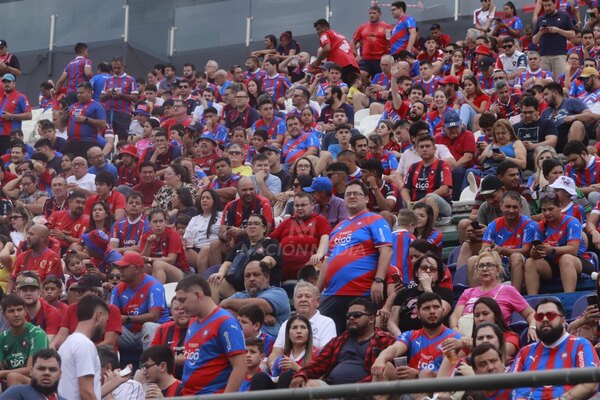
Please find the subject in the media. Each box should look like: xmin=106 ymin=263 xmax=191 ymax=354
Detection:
xmin=120 ymin=144 xmax=138 ymax=159
xmin=114 ymin=252 xmax=145 ymax=268
xmin=439 ymin=75 xmax=460 ymax=86
xmin=475 ymin=45 xmax=491 ymax=55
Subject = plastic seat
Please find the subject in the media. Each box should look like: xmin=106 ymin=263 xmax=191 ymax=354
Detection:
xmin=354 ymin=108 xmax=370 ymax=126
xmin=526 ymin=296 xmax=561 ymax=310
xmin=570 ymin=293 xmax=594 ymax=321
xmin=164 ymin=282 xmax=177 ymax=307
xmin=453 ymin=265 xmax=469 ymax=295
xmin=359 ymin=114 xmax=381 ymax=136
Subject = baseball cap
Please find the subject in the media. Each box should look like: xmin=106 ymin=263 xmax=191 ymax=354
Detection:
xmin=199 ymin=133 xmax=218 ymax=145
xmin=1 ymin=73 xmax=15 ymax=82
xmin=475 ymin=45 xmax=492 ymax=56
xmin=114 ymin=252 xmax=145 ymax=268
xmin=579 ymin=67 xmax=599 ymax=78
xmin=479 ymin=57 xmax=496 ymax=71
xmin=304 ymin=176 xmax=332 ymax=193
xmin=16 ymin=274 xmax=40 ymax=289
xmin=0 ymin=40 xmax=7 ymax=48
xmin=120 ymin=144 xmax=138 ymax=159
xmin=188 ymin=121 xmax=203 ymax=132
xmin=443 ymin=109 xmax=462 ymax=129
xmin=133 ymin=103 xmax=151 ymax=117
xmin=479 ymin=176 xmax=504 ymax=195
xmin=439 ymin=75 xmax=460 ymax=86
xmin=430 ymin=23 xmax=441 ymax=30
xmin=77 ymin=274 xmax=104 ymax=290
xmin=258 ymin=144 xmax=281 ymax=154
xmin=81 ymin=230 xmax=110 ymax=256
xmin=319 ymin=61 xmax=336 ymax=71
xmin=549 ymin=175 xmax=578 ymax=196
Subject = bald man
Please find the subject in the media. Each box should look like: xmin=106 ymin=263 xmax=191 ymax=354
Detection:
xmin=7 ymin=224 xmax=63 ymax=294
xmin=66 ymin=156 xmax=96 ymax=196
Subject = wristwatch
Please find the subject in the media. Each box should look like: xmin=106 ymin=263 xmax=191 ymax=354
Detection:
xmin=374 ymin=277 xmax=385 ymax=283
xmin=85 ymin=117 xmax=89 ymax=124
xmin=125 ymin=316 xmax=132 ymax=324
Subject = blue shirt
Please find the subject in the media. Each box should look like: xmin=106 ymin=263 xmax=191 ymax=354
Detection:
xmin=534 ymin=10 xmax=574 ymax=56
xmin=397 ymin=326 xmax=461 ymax=372
xmin=88 ymin=162 xmax=118 ymax=183
xmin=229 ymin=287 xmax=291 ymax=336
xmin=90 ymin=73 xmax=111 ymax=102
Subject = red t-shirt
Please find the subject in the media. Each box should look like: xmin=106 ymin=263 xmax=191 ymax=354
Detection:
xmin=151 ymin=320 xmax=189 ymax=352
xmin=269 ymin=214 xmax=331 ymax=281
xmin=47 ymin=210 xmax=89 ymax=248
xmin=1 ymin=171 xmax=17 ymax=187
xmin=84 ymin=190 xmax=126 ymax=215
xmin=352 ymin=21 xmax=393 ymax=60
xmin=132 ymin=180 xmax=166 ymax=208
xmin=319 ymin=29 xmax=359 ymax=69
xmin=193 ymin=154 xmax=219 ymax=176
xmin=139 ymin=227 xmax=189 ymax=272
xmin=11 ymin=248 xmax=63 ymax=282
xmin=469 ymin=93 xmax=491 ymax=111
xmin=26 ymin=298 xmax=61 ymax=335
xmin=61 ymin=302 xmax=123 ymax=345
xmin=434 ymin=130 xmax=477 ymax=168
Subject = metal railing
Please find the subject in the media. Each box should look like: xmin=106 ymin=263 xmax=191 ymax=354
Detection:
xmin=166 ymin=367 xmax=600 ymax=400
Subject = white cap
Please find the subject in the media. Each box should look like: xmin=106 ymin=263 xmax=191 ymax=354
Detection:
xmin=549 ymin=176 xmax=578 ymax=197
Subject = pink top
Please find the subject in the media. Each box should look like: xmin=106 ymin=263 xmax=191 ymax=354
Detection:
xmin=457 ymin=284 xmax=529 ymax=324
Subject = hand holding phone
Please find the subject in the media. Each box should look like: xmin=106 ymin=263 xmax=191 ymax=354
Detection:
xmin=532 ymin=239 xmax=543 ymax=248
xmin=471 ymin=221 xmax=481 ymax=230
xmin=394 ymin=356 xmax=408 ymax=368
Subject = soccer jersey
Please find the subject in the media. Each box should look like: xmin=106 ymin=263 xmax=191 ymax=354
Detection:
xmin=482 ymin=215 xmax=537 ymax=249
xmin=562 ymin=202 xmax=586 ymax=224
xmin=390 ymin=15 xmax=417 ymax=55
xmin=324 ymin=210 xmax=392 ymax=297
xmin=414 ymin=76 xmax=440 ymax=97
xmin=64 ymin=56 xmax=92 ymax=94
xmin=221 ymin=196 xmax=274 ymax=229
xmin=110 ymin=273 xmax=169 ymax=332
xmin=103 ymin=73 xmax=138 ymax=113
xmin=204 ymin=124 xmax=229 ymax=146
xmin=84 ymin=191 xmax=126 ymax=216
xmin=139 ymin=226 xmax=189 ymax=272
xmin=391 ymin=229 xmax=416 ymax=284
xmin=496 ymin=16 xmax=523 ymax=36
xmin=11 ymin=248 xmax=63 ymax=282
xmin=118 ymin=165 xmax=139 ymax=187
xmin=25 ymin=298 xmax=61 ymax=335
xmin=404 ymin=159 xmax=452 ymax=202
xmin=319 ymin=30 xmax=359 ymax=69
xmin=565 ymin=157 xmax=600 ymax=187
xmin=261 ymin=74 xmax=291 ymax=102
xmin=244 ymin=69 xmax=267 ymax=83
xmin=209 ymin=174 xmax=241 ymax=190
xmin=425 ymin=107 xmax=452 ymax=137
xmin=0 ymin=323 xmax=48 ymax=370
xmin=353 ymin=21 xmax=392 ymax=60
xmin=67 ymin=100 xmax=106 ymax=142
xmin=47 ymin=210 xmax=89 ymax=248
xmin=182 ymin=307 xmax=246 ymax=395
xmin=251 ymin=117 xmax=286 ymax=141
xmin=397 ymin=326 xmax=461 ymax=372
xmin=61 ymin=303 xmax=122 ymax=346
xmin=110 ymin=216 xmax=149 ymax=248
xmin=281 ymin=132 xmax=319 ymax=164
xmin=536 ymin=214 xmax=585 ymax=262
xmin=152 ymin=320 xmax=189 ymax=356
xmin=515 ymin=69 xmax=553 ymax=89
xmin=511 ymin=334 xmax=599 ymax=400
xmin=0 ymin=90 xmax=31 ymax=137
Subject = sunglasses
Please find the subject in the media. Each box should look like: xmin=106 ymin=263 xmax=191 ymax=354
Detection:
xmin=346 ymin=311 xmax=372 ymax=319
xmin=502 ymin=45 xmax=513 ymax=49
xmin=539 ymin=190 xmax=558 ymax=200
xmin=533 ymin=311 xmax=562 ymax=322
xmin=227 ymin=151 xmax=242 ymax=155
xmin=108 ymin=274 xmax=122 ymax=280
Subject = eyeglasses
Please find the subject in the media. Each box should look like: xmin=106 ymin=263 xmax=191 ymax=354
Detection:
xmin=346 ymin=311 xmax=372 ymax=319
xmin=297 ymin=164 xmax=311 ymax=169
xmin=502 ymin=45 xmax=513 ymax=49
xmin=477 ymin=263 xmax=498 ymax=270
xmin=141 ymin=362 xmax=156 ymax=371
xmin=579 ymin=76 xmax=594 ymax=83
xmin=10 ymin=215 xmax=23 ymax=220
xmin=108 ymin=274 xmax=121 ymax=280
xmin=419 ymin=266 xmax=437 ymax=272
xmin=533 ymin=311 xmax=563 ymax=322
xmin=227 ymin=151 xmax=242 ymax=155
xmin=68 ymin=287 xmax=83 ymax=293
xmin=345 ymin=192 xmax=365 ymax=198
xmin=1 ymin=80 xmax=12 ymax=83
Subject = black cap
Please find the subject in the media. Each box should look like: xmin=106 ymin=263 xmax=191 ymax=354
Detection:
xmin=0 ymin=40 xmax=7 ymax=48
xmin=479 ymin=56 xmax=496 ymax=70
xmin=258 ymin=144 xmax=281 ymax=154
xmin=77 ymin=274 xmax=103 ymax=289
xmin=479 ymin=176 xmax=504 ymax=195
xmin=430 ymin=23 xmax=441 ymax=30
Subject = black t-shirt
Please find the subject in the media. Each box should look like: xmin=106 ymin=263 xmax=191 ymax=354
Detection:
xmin=224 ymin=237 xmax=282 ymax=287
xmin=327 ymin=337 xmax=370 ymax=385
xmin=272 ymin=168 xmax=291 ymax=192
xmin=513 ymin=118 xmax=557 ymax=170
xmin=393 ymin=286 xmax=453 ymax=332
xmin=1 ymin=53 xmax=20 ymax=72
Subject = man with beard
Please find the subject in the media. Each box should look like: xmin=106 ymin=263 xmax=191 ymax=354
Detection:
xmin=289 ymin=298 xmax=395 ymax=388
xmin=0 ymin=74 xmax=31 ymax=155
xmin=0 ymin=294 xmax=48 ymax=387
xmin=371 ymin=292 xmax=460 ymax=381
xmin=47 ymin=190 xmax=89 ymax=253
xmin=58 ymin=295 xmax=108 ymax=400
xmin=318 ymin=86 xmax=355 ymax=133
xmin=511 ymin=298 xmax=599 ymax=400
xmin=409 ymin=100 xmax=427 ymax=122
xmin=151 ymin=298 xmax=190 ymax=378
xmin=0 ymin=348 xmax=64 ymax=400
xmin=244 ymin=56 xmax=266 ymax=83
xmin=17 ymin=273 xmax=61 ymax=343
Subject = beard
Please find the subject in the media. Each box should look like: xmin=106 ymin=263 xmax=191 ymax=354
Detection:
xmin=325 ymin=96 xmax=335 ymax=105
xmin=409 ymin=112 xmax=422 ymax=122
xmin=91 ymin=325 xmax=105 ymax=342
xmin=421 ymin=317 xmax=443 ymax=329
xmin=537 ymin=324 xmax=564 ymax=345
xmin=31 ymin=376 xmax=59 ymax=396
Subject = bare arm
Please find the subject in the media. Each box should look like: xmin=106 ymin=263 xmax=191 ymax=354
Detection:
xmin=224 ymin=353 xmax=247 ymax=392
xmin=78 ymin=375 xmax=98 ymax=400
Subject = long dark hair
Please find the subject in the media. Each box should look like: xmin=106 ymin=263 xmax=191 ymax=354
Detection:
xmin=413 ymin=203 xmax=435 ymax=240
xmin=283 ymin=314 xmax=313 ymax=365
xmin=88 ymin=200 xmax=115 ymax=233
xmin=472 ymin=297 xmax=512 ymax=333
xmin=413 ymin=252 xmax=444 ymax=286
xmin=175 ymin=186 xmax=195 ymax=209
xmin=246 ymin=79 xmax=264 ymax=108
xmin=198 ymin=188 xmax=221 ymax=239
xmin=290 ymin=157 xmax=316 ymax=183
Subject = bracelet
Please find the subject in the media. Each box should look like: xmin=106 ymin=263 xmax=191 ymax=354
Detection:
xmin=529 ymin=325 xmax=536 ymax=329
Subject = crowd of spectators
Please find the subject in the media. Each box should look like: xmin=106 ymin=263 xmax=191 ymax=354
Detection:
xmin=2 ymin=0 xmax=600 ymax=398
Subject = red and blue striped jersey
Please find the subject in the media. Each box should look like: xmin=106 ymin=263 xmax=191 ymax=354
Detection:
xmin=261 ymin=74 xmax=291 ymax=102
xmin=117 ymin=164 xmax=139 ymax=187
xmin=404 ymin=159 xmax=452 ymax=202
xmin=565 ymin=156 xmax=600 ymax=187
xmin=391 ymin=229 xmax=416 ymax=284
xmin=496 ymin=16 xmax=522 ymax=36
xmin=67 ymin=100 xmax=106 ymax=142
xmin=414 ymin=76 xmax=440 ymax=96
xmin=245 ymin=69 xmax=267 ymax=83
xmin=103 ymin=73 xmax=138 ymax=113
xmin=324 ymin=210 xmax=392 ymax=296
xmin=397 ymin=326 xmax=461 ymax=372
xmin=515 ymin=69 xmax=553 ymax=89
xmin=558 ymin=0 xmax=578 ymax=18
xmin=568 ymin=46 xmax=598 ymax=63
xmin=511 ymin=334 xmax=599 ymax=400
xmin=251 ymin=117 xmax=286 ymax=141
xmin=281 ymin=132 xmax=319 ymax=164
xmin=491 ymin=93 xmax=521 ymax=119
xmin=0 ymin=91 xmax=31 ymax=137
xmin=536 ymin=214 xmax=585 ymax=261
xmin=425 ymin=228 xmax=444 ymax=250
xmin=182 ymin=307 xmax=246 ymax=395
xmin=562 ymin=202 xmax=586 ymax=224
xmin=390 ymin=15 xmax=417 ymax=55
xmin=482 ymin=215 xmax=538 ymax=249
xmin=425 ymin=107 xmax=452 ymax=137
xmin=258 ymin=331 xmax=275 ymax=356
xmin=110 ymin=216 xmax=149 ymax=248
xmin=316 ymin=81 xmax=349 ymax=97
xmin=476 ymin=73 xmax=494 ymax=94
xmin=204 ymin=124 xmax=229 ymax=146
xmin=582 ymin=88 xmax=600 ymax=109
xmin=64 ymin=56 xmax=92 ymax=94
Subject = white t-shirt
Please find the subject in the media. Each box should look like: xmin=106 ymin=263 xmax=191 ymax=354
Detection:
xmin=273 ymin=311 xmax=337 ymax=350
xmin=397 ymin=145 xmax=455 ymax=177
xmin=192 ymin=103 xmax=224 ymax=123
xmin=58 ymin=332 xmax=101 ymax=400
xmin=183 ymin=211 xmax=223 ymax=248
xmin=111 ymin=379 xmax=145 ymax=400
xmin=67 ymin=173 xmax=96 ymax=192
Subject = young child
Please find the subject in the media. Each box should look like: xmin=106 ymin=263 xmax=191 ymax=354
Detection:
xmin=239 ymin=338 xmax=264 ymax=392
xmin=237 ymin=304 xmax=275 ymax=357
xmin=42 ymin=276 xmax=68 ymax=314
xmin=63 ymin=252 xmax=89 ymax=290
xmin=246 ymin=128 xmax=268 ymax=165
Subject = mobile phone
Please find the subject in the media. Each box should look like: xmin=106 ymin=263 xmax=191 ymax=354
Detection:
xmin=587 ymin=295 xmax=599 ymax=308
xmin=456 ymin=90 xmax=464 ymax=101
xmin=495 ymin=17 xmax=502 ymax=21
xmin=471 ymin=221 xmax=481 ymax=230
xmin=492 ymin=148 xmax=501 ymax=154
xmin=591 ymin=13 xmax=597 ymax=18
xmin=84 ymin=262 xmax=95 ymax=270
xmin=394 ymin=356 xmax=408 ymax=368
xmin=532 ymin=240 xmax=543 ymax=247
xmin=119 ymin=366 xmax=132 ymax=377
xmin=391 ymin=274 xmax=402 ymax=283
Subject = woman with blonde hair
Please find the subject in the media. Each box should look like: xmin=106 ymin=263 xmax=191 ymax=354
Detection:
xmin=449 ymin=250 xmax=536 ymax=337
xmin=527 ymin=145 xmax=558 ymax=192
xmin=477 ymin=119 xmax=527 ymax=174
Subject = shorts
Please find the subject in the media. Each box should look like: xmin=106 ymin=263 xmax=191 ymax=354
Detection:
xmin=358 ymin=59 xmax=382 ymax=78
xmin=546 ymin=256 xmax=594 ymax=278
xmin=424 ymin=193 xmax=452 ymax=217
